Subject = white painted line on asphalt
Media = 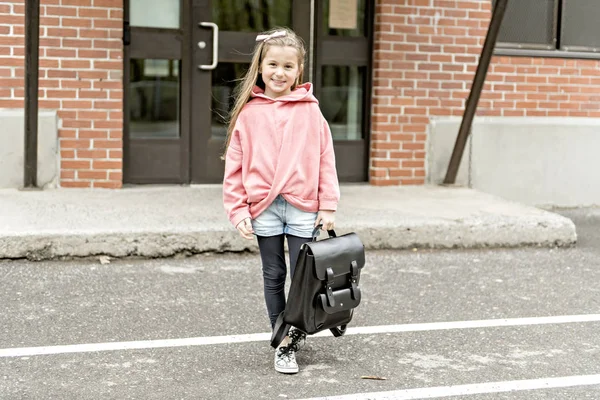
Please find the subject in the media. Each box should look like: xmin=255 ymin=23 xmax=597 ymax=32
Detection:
xmin=297 ymin=374 xmax=600 ymax=400
xmin=340 ymin=313 xmax=600 ymax=335
xmin=0 ymin=332 xmax=269 ymax=358
xmin=2 ymin=313 xmax=600 ymax=358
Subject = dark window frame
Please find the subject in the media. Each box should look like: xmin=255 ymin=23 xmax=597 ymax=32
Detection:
xmin=493 ymin=0 xmax=600 ymax=60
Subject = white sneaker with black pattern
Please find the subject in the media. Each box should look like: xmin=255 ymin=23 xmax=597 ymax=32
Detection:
xmin=274 ymin=345 xmax=298 ymax=374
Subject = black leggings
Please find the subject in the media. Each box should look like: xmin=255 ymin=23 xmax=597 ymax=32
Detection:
xmin=257 ymin=234 xmax=311 ymax=329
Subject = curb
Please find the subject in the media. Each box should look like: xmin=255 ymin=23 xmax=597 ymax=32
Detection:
xmin=0 ymin=217 xmax=577 ymax=260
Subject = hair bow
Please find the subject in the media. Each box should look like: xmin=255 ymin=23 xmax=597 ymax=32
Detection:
xmin=255 ymin=30 xmax=287 ymax=42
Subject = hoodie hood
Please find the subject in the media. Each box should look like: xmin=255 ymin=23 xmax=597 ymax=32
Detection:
xmin=249 ymin=82 xmax=318 ymax=104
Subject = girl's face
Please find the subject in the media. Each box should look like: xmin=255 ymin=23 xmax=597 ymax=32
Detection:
xmin=259 ymin=45 xmax=302 ymax=99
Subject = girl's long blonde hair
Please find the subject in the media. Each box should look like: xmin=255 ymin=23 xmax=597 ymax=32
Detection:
xmin=221 ymin=27 xmax=306 ymax=159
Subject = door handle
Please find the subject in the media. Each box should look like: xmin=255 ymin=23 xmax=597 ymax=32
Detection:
xmin=198 ymin=22 xmax=218 ymax=70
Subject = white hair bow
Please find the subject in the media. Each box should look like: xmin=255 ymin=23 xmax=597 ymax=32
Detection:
xmin=256 ymin=30 xmax=287 ymax=42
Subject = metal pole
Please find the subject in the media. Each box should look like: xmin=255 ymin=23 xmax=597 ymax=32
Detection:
xmin=443 ymin=0 xmax=509 ymax=184
xmin=24 ymin=0 xmax=40 ymax=188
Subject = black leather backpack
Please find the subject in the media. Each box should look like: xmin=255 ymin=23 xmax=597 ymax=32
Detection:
xmin=270 ymin=226 xmax=365 ymax=348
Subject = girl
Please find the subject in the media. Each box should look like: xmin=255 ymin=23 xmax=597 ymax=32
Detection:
xmin=222 ymin=27 xmax=340 ymax=374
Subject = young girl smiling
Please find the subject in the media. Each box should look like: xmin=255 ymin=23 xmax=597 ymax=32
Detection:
xmin=222 ymin=27 xmax=340 ymax=374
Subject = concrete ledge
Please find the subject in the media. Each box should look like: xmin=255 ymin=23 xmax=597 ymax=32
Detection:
xmin=0 ymin=231 xmax=257 ymax=260
xmin=0 ymin=109 xmax=59 ymax=189
xmin=427 ymin=117 xmax=600 ymax=207
xmin=0 ymin=185 xmax=577 ymax=260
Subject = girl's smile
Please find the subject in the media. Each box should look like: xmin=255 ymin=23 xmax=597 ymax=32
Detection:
xmin=259 ymin=45 xmax=302 ymax=99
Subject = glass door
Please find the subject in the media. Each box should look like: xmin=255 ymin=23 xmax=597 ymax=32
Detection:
xmin=315 ymin=0 xmax=373 ymax=182
xmin=190 ymin=0 xmax=311 ymax=183
xmin=124 ymin=0 xmax=191 ymax=183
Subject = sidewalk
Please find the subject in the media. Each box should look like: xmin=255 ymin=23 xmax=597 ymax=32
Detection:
xmin=0 ymin=184 xmax=576 ymax=260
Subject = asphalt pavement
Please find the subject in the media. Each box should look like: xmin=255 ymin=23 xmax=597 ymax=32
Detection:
xmin=0 ymin=208 xmax=598 ymax=399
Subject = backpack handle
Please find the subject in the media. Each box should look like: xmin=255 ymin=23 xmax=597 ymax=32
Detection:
xmin=312 ymin=224 xmax=337 ymax=241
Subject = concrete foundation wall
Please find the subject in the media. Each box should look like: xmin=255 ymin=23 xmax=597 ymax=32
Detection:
xmin=0 ymin=110 xmax=59 ymax=189
xmin=427 ymin=117 xmax=600 ymax=208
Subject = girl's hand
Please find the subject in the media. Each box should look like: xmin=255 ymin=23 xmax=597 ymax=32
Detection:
xmin=236 ymin=218 xmax=254 ymax=240
xmin=315 ymin=210 xmax=335 ymax=231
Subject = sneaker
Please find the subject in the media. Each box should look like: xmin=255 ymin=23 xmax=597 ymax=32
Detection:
xmin=288 ymin=327 xmax=307 ymax=351
xmin=274 ymin=346 xmax=298 ymax=374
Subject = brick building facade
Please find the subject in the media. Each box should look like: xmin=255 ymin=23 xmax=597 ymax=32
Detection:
xmin=1 ymin=0 xmax=599 ymax=188
xmin=372 ymin=0 xmax=600 ymax=186
xmin=2 ymin=0 xmax=123 ymax=188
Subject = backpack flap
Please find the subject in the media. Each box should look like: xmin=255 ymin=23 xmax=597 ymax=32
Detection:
xmin=306 ymin=232 xmax=365 ymax=310
xmin=307 ymin=232 xmax=365 ymax=280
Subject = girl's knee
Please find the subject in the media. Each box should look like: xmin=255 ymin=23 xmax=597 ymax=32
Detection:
xmin=263 ymin=270 xmax=286 ymax=289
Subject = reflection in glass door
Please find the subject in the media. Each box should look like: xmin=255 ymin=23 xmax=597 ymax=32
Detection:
xmin=321 ymin=65 xmax=364 ymax=141
xmin=129 ymin=59 xmax=180 ymax=139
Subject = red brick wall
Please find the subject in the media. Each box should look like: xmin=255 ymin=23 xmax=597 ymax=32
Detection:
xmin=0 ymin=0 xmax=123 ymax=188
xmin=371 ymin=0 xmax=600 ymax=186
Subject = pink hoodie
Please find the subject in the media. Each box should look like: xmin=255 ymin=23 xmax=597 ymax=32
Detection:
xmin=223 ymin=83 xmax=340 ymax=228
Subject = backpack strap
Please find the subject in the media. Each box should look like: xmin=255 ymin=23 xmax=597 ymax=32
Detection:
xmin=330 ymin=325 xmax=347 ymax=337
xmin=270 ymin=312 xmax=291 ymax=348
xmin=350 ymin=260 xmax=359 ymax=300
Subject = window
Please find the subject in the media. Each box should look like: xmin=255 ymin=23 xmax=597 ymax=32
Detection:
xmin=560 ymin=1 xmax=600 ymax=52
xmin=494 ymin=0 xmax=600 ymax=56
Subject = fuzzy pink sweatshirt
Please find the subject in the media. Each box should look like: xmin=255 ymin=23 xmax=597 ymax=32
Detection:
xmin=223 ymin=83 xmax=340 ymax=228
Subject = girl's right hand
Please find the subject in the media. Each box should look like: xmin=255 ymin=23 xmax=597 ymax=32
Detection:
xmin=236 ymin=218 xmax=255 ymax=240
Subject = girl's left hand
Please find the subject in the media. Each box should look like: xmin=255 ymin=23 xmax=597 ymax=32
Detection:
xmin=315 ymin=210 xmax=335 ymax=231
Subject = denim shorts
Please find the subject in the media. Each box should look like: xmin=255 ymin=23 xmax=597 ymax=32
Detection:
xmin=252 ymin=195 xmax=318 ymax=238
